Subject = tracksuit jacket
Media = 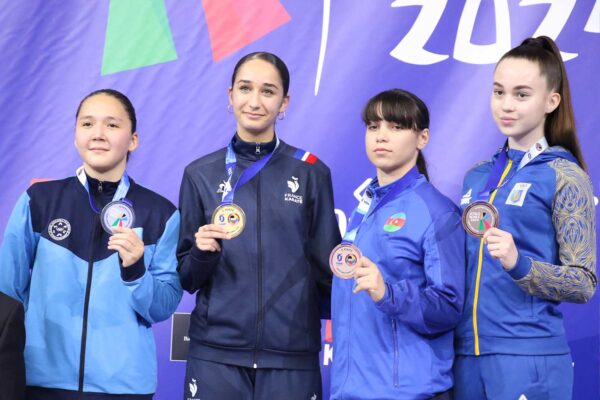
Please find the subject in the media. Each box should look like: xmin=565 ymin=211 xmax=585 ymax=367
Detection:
xmin=177 ymin=134 xmax=341 ymax=370
xmin=455 ymin=146 xmax=597 ymax=357
xmin=0 ymin=173 xmax=182 ymax=398
xmin=331 ymin=167 xmax=466 ymax=400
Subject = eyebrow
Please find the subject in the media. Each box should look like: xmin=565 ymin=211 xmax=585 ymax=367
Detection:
xmin=78 ymin=115 xmax=124 ymax=121
xmin=493 ymin=82 xmax=533 ymax=90
xmin=237 ymin=80 xmax=279 ymax=89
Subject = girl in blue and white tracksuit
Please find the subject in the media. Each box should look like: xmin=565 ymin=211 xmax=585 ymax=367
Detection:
xmin=331 ymin=89 xmax=465 ymax=400
xmin=453 ymin=37 xmax=597 ymax=400
xmin=0 ymin=89 xmax=182 ymax=399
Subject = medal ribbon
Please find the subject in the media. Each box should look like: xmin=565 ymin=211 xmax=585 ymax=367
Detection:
xmin=342 ymin=166 xmax=419 ymax=244
xmin=76 ymin=166 xmax=132 ymax=214
xmin=221 ymin=137 xmax=280 ymax=204
xmin=476 ymin=137 xmax=549 ymax=201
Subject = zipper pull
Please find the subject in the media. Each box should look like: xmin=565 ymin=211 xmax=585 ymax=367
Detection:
xmin=255 ymin=144 xmax=260 ymax=155
xmin=98 ymin=181 xmax=103 ymax=193
xmin=253 ymin=363 xmax=258 ymax=369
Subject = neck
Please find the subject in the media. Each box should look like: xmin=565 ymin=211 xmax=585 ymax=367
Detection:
xmin=237 ymin=127 xmax=275 ymax=143
xmin=508 ymin=131 xmax=545 ymax=151
xmin=83 ymin=163 xmax=125 ymax=182
xmin=376 ymin=163 xmax=416 ymax=187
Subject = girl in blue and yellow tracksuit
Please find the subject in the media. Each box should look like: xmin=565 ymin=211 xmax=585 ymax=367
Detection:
xmin=454 ymin=37 xmax=597 ymax=400
xmin=0 ymin=89 xmax=182 ymax=399
xmin=331 ymin=89 xmax=465 ymax=400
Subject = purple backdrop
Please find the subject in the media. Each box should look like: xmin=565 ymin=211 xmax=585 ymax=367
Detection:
xmin=0 ymin=1 xmax=598 ymax=398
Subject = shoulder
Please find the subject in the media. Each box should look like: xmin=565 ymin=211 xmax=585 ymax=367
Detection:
xmin=413 ymin=178 xmax=460 ymax=219
xmin=183 ymin=147 xmax=227 ymax=177
xmin=277 ymin=140 xmax=332 ymax=177
xmin=128 ymin=179 xmax=176 ymax=215
xmin=26 ymin=177 xmax=76 ymax=199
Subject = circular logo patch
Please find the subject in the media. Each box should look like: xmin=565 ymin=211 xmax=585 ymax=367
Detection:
xmin=384 ymin=212 xmax=406 ymax=232
xmin=48 ymin=218 xmax=71 ymax=241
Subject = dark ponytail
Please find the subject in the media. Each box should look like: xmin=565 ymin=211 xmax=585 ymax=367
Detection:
xmin=498 ymin=36 xmax=586 ymax=170
xmin=362 ymin=89 xmax=430 ymax=180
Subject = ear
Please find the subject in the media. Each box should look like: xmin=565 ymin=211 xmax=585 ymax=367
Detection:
xmin=545 ymin=92 xmax=561 ymax=114
xmin=228 ymin=87 xmax=233 ymax=106
xmin=128 ymin=132 xmax=139 ymax=153
xmin=279 ymin=95 xmax=290 ymax=113
xmin=416 ymin=128 xmax=429 ymax=150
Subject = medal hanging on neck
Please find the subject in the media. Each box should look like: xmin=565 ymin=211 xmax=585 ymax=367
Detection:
xmin=212 ymin=138 xmax=279 ymax=238
xmin=76 ymin=167 xmax=136 ymax=234
xmin=462 ymin=138 xmax=548 ymax=237
xmin=330 ymin=167 xmax=419 ymax=279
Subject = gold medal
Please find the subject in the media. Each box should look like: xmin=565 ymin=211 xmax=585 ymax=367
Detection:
xmin=462 ymin=201 xmax=499 ymax=238
xmin=329 ymin=243 xmax=362 ymax=279
xmin=212 ymin=203 xmax=246 ymax=238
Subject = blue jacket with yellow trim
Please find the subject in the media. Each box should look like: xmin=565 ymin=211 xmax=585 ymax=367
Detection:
xmin=455 ymin=147 xmax=597 ymax=356
xmin=0 ymin=175 xmax=182 ymax=397
xmin=331 ymin=168 xmax=465 ymax=400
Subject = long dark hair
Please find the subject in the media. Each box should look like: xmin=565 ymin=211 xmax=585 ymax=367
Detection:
xmin=362 ymin=89 xmax=429 ymax=180
xmin=231 ymin=52 xmax=290 ymax=96
xmin=498 ymin=36 xmax=585 ymax=170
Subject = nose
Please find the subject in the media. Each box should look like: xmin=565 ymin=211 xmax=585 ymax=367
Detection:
xmin=90 ymin=124 xmax=106 ymax=140
xmin=375 ymin=130 xmax=388 ymax=143
xmin=501 ymin=95 xmax=515 ymax=112
xmin=248 ymin=90 xmax=261 ymax=109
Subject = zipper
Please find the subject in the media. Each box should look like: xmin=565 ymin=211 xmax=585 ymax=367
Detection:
xmin=79 ymin=214 xmax=100 ymax=393
xmin=98 ymin=181 xmax=103 ymax=193
xmin=253 ymin=172 xmax=263 ymax=369
xmin=255 ymin=143 xmax=260 ymax=155
xmin=472 ymin=159 xmax=513 ymax=356
xmin=391 ymin=319 xmax=399 ymax=388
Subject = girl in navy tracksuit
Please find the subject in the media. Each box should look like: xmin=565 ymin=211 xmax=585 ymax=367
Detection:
xmin=177 ymin=52 xmax=341 ymax=400
xmin=331 ymin=89 xmax=465 ymax=400
xmin=0 ymin=89 xmax=182 ymax=399
xmin=454 ymin=37 xmax=597 ymax=399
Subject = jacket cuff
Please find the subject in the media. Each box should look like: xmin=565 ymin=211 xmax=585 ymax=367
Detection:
xmin=507 ymin=253 xmax=532 ymax=280
xmin=190 ymin=245 xmax=221 ymax=263
xmin=120 ymin=257 xmax=146 ymax=282
xmin=374 ymin=282 xmax=394 ymax=313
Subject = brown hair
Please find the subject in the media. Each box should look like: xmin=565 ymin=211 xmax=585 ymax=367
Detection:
xmin=498 ymin=36 xmax=586 ymax=170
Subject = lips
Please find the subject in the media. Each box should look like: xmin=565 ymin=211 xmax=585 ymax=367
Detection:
xmin=374 ymin=148 xmax=391 ymax=153
xmin=499 ymin=117 xmax=516 ymax=126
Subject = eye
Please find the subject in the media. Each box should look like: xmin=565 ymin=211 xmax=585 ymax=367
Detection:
xmin=493 ymin=89 xmax=503 ymax=97
xmin=239 ymin=85 xmax=251 ymax=93
xmin=516 ymin=92 xmax=529 ymax=99
xmin=80 ymin=121 xmax=92 ymax=128
xmin=262 ymin=89 xmax=274 ymax=96
xmin=367 ymin=123 xmax=378 ymax=131
xmin=107 ymin=123 xmax=120 ymax=128
xmin=392 ymin=125 xmax=404 ymax=130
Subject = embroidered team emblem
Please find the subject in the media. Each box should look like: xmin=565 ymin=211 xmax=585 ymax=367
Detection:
xmin=460 ymin=188 xmax=472 ymax=205
xmin=284 ymin=176 xmax=303 ymax=204
xmin=48 ymin=218 xmax=71 ymax=241
xmin=384 ymin=213 xmax=406 ymax=232
xmin=506 ymin=183 xmax=532 ymax=207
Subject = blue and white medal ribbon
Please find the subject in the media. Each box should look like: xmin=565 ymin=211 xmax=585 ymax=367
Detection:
xmin=76 ymin=166 xmax=135 ymax=234
xmin=211 ymin=138 xmax=280 ymax=238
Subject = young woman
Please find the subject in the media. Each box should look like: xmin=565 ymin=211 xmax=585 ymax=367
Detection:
xmin=330 ymin=89 xmax=465 ymax=400
xmin=177 ymin=52 xmax=340 ymax=399
xmin=0 ymin=89 xmax=183 ymax=399
xmin=454 ymin=36 xmax=597 ymax=399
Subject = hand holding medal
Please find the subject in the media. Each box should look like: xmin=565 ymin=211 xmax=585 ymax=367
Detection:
xmin=482 ymin=228 xmax=519 ymax=270
xmin=352 ymin=256 xmax=386 ymax=302
xmin=195 ymin=224 xmax=232 ymax=252
xmin=107 ymin=226 xmax=144 ymax=267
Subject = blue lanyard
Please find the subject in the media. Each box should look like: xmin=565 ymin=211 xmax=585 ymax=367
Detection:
xmin=220 ymin=137 xmax=280 ymax=204
xmin=476 ymin=137 xmax=548 ymax=201
xmin=342 ymin=166 xmax=419 ymax=244
xmin=76 ymin=166 xmax=132 ymax=214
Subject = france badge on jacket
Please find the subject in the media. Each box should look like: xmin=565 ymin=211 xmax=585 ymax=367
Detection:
xmin=331 ymin=167 xmax=465 ymax=400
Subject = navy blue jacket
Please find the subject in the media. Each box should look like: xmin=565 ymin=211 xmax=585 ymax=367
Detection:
xmin=177 ymin=135 xmax=341 ymax=370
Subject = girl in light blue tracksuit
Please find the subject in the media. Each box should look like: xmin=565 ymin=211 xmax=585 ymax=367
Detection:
xmin=454 ymin=36 xmax=596 ymax=400
xmin=331 ymin=89 xmax=465 ymax=400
